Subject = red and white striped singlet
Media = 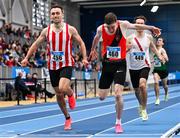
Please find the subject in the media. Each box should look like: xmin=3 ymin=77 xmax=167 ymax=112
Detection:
xmin=47 ymin=23 xmax=74 ymax=70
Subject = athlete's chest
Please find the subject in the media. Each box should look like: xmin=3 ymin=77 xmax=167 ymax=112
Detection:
xmin=131 ymin=37 xmax=150 ymax=51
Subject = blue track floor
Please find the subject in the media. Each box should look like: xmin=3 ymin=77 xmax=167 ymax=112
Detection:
xmin=0 ymin=85 xmax=180 ymax=138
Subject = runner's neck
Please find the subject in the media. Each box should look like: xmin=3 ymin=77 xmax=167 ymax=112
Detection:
xmin=53 ymin=22 xmax=64 ymax=32
xmin=136 ymin=31 xmax=145 ymax=38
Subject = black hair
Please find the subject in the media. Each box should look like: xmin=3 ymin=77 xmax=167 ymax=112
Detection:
xmin=50 ymin=4 xmax=63 ymax=12
xmin=157 ymin=36 xmax=165 ymax=43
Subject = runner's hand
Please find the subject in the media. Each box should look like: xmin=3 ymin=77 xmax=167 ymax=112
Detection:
xmin=82 ymin=58 xmax=89 ymax=67
xmin=152 ymin=27 xmax=161 ymax=37
xmin=88 ymin=50 xmax=98 ymax=61
xmin=21 ymin=58 xmax=29 ymax=67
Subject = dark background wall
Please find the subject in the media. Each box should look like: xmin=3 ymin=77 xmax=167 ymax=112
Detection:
xmin=80 ymin=5 xmax=180 ymax=72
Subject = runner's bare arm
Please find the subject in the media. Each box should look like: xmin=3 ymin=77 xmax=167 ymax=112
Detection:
xmin=25 ymin=28 xmax=47 ymax=60
xmin=91 ymin=26 xmax=102 ymax=51
xmin=21 ymin=28 xmax=47 ymax=66
xmin=121 ymin=20 xmax=161 ymax=36
xmin=70 ymin=26 xmax=87 ymax=60
xmin=161 ymin=48 xmax=169 ymax=62
xmin=149 ymin=35 xmax=164 ymax=63
xmin=126 ymin=35 xmax=133 ymax=52
xmin=88 ymin=26 xmax=102 ymax=61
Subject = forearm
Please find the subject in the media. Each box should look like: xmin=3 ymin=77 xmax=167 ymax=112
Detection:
xmin=91 ymin=36 xmax=99 ymax=51
xmin=150 ymin=44 xmax=160 ymax=59
xmin=135 ymin=24 xmax=154 ymax=31
xmin=24 ymin=28 xmax=46 ymax=60
xmin=155 ymin=51 xmax=161 ymax=59
xmin=25 ymin=44 xmax=38 ymax=60
xmin=149 ymin=40 xmax=160 ymax=58
xmin=126 ymin=38 xmax=132 ymax=52
xmin=153 ymin=48 xmax=161 ymax=60
xmin=162 ymin=50 xmax=169 ymax=62
xmin=163 ymin=54 xmax=169 ymax=62
xmin=80 ymin=42 xmax=87 ymax=60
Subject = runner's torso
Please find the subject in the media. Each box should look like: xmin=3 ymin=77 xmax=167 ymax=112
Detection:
xmin=154 ymin=48 xmax=167 ymax=71
xmin=101 ymin=22 xmax=126 ymax=62
xmin=129 ymin=33 xmax=151 ymax=70
xmin=47 ymin=23 xmax=74 ymax=70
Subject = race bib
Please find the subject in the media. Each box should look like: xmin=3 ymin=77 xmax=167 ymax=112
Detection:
xmin=51 ymin=51 xmax=65 ymax=62
xmin=132 ymin=52 xmax=145 ymax=61
xmin=154 ymin=57 xmax=161 ymax=67
xmin=107 ymin=47 xmax=121 ymax=59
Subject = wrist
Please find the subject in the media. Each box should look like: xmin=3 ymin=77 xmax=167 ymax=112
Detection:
xmin=25 ymin=57 xmax=29 ymax=61
xmin=91 ymin=47 xmax=96 ymax=51
xmin=83 ymin=56 xmax=87 ymax=60
xmin=150 ymin=25 xmax=155 ymax=31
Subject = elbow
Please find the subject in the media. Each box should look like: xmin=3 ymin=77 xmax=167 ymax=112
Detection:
xmin=80 ymin=42 xmax=85 ymax=48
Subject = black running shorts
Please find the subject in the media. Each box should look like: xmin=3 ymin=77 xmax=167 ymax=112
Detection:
xmin=129 ymin=67 xmax=150 ymax=89
xmin=153 ymin=69 xmax=168 ymax=80
xmin=49 ymin=67 xmax=73 ymax=87
xmin=99 ymin=60 xmax=127 ymax=89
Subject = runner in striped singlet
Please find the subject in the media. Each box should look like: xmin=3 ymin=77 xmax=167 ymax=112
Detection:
xmin=21 ymin=4 xmax=88 ymax=130
xmin=126 ymin=16 xmax=164 ymax=121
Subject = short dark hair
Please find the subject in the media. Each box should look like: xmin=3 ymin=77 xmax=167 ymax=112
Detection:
xmin=157 ymin=36 xmax=165 ymax=43
xmin=50 ymin=4 xmax=63 ymax=12
xmin=134 ymin=15 xmax=147 ymax=23
xmin=104 ymin=12 xmax=117 ymax=25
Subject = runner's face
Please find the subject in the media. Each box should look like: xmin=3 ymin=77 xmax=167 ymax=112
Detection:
xmin=157 ymin=38 xmax=164 ymax=47
xmin=50 ymin=8 xmax=63 ymax=24
xmin=135 ymin=18 xmax=145 ymax=33
xmin=106 ymin=22 xmax=117 ymax=33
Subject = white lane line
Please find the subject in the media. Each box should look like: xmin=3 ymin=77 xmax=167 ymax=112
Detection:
xmin=93 ymin=102 xmax=180 ymax=136
xmin=0 ymin=96 xmax=142 ymax=136
xmin=161 ymin=123 xmax=180 ymax=138
xmin=1 ymin=86 xmax=180 ymax=137
xmin=2 ymin=89 xmax=179 ymax=127
xmin=0 ymin=97 xmax=116 ymax=118
xmin=0 ymin=104 xmax=114 ymax=127
xmin=0 ymin=94 xmax=124 ymax=118
xmin=12 ymin=94 xmax=180 ymax=136
xmin=87 ymin=133 xmax=163 ymax=138
xmin=1 ymin=86 xmax=179 ymax=118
